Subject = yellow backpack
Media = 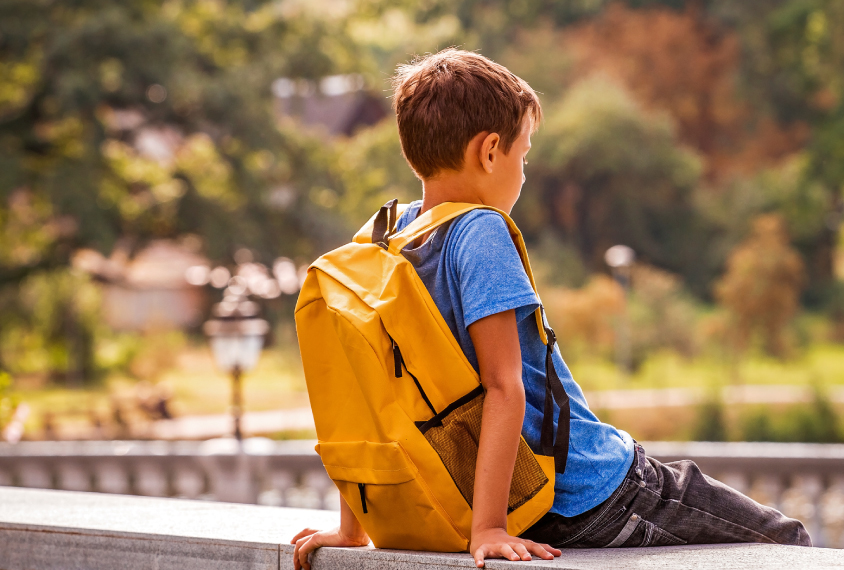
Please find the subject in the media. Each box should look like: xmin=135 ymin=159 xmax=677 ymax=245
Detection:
xmin=295 ymin=200 xmax=570 ymax=552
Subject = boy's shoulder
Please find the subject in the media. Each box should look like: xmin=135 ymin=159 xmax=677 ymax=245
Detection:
xmin=398 ymin=200 xmax=511 ymax=240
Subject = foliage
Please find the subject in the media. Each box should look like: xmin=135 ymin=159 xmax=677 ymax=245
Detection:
xmin=715 ymin=214 xmax=806 ymax=357
xmin=716 ymin=0 xmax=844 ymax=288
xmin=628 ymin=264 xmax=700 ymax=365
xmin=740 ymin=386 xmax=843 ymax=443
xmin=0 ymin=0 xmax=364 ymax=265
xmin=565 ymin=2 xmax=807 ymax=180
xmin=2 ymin=0 xmax=844 ymax=388
xmin=543 ymin=274 xmax=625 ymax=360
xmin=690 ymin=383 xmax=844 ymax=443
xmin=333 ymin=120 xmax=420 ymax=225
xmin=127 ymin=331 xmax=187 ymax=382
xmin=0 ymin=268 xmax=101 ymax=384
xmin=691 ymin=395 xmax=729 ymax=442
xmin=520 ymin=75 xmax=704 ymax=281
xmin=0 ymin=0 xmax=365 ymax=384
xmin=0 ymin=371 xmax=17 ymax=432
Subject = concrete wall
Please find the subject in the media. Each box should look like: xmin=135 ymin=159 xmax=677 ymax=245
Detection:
xmin=1 ymin=487 xmax=842 ymax=570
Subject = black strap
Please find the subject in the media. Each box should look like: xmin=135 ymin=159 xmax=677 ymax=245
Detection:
xmin=415 ymin=384 xmax=484 ymax=433
xmin=371 ymin=199 xmax=398 ymax=249
xmin=538 ymin=314 xmax=570 ymax=474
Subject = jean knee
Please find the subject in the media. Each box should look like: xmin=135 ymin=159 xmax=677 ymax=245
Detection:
xmin=784 ymin=519 xmax=812 ymax=547
xmin=796 ymin=523 xmax=813 ymax=547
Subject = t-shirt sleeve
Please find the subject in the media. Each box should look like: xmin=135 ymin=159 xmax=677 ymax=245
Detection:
xmin=448 ymin=211 xmax=539 ymax=328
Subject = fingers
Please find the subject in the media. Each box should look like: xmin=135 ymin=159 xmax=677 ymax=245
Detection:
xmin=296 ymin=534 xmax=321 ymax=570
xmin=293 ymin=539 xmax=302 ymax=570
xmin=475 ymin=543 xmax=520 ymax=564
xmin=524 ymin=539 xmax=560 ymax=560
xmin=474 ymin=543 xmax=492 ymax=568
xmin=290 ymin=528 xmax=319 ymax=544
xmin=472 ymin=539 xmax=561 ymax=567
xmin=511 ymin=542 xmax=532 ymax=561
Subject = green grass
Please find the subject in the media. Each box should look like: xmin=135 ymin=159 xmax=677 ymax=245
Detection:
xmin=568 ymin=343 xmax=844 ymax=392
xmin=11 ymin=341 xmax=844 ymax=439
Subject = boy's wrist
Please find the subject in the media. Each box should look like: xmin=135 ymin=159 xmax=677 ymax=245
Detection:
xmin=471 ymin=520 xmax=508 ymax=535
xmin=338 ymin=527 xmax=369 ymax=544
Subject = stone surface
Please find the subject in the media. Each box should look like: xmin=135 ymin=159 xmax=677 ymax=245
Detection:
xmin=1 ymin=486 xmax=842 ymax=570
xmin=0 ymin=486 xmax=337 ymax=570
xmin=296 ymin=543 xmax=844 ymax=570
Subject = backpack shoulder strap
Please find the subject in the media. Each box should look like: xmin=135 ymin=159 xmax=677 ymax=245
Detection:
xmin=391 ymin=201 xmax=570 ymax=473
xmin=388 ymin=202 xmax=549 ymax=346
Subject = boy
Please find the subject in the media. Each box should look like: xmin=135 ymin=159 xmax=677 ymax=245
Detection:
xmin=291 ymin=49 xmax=810 ymax=569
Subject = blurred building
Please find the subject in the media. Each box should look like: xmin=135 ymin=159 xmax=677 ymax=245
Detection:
xmin=272 ymin=74 xmax=387 ymax=136
xmin=74 ymin=241 xmax=209 ymax=331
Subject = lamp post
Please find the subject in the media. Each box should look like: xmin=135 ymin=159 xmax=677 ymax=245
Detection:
xmin=203 ymin=297 xmax=269 ymax=441
xmin=604 ymin=245 xmax=635 ymax=375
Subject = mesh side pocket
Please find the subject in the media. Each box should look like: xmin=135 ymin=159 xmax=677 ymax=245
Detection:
xmin=419 ymin=388 xmax=549 ymax=513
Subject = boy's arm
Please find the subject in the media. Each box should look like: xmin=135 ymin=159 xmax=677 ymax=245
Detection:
xmin=291 ymin=494 xmax=370 ymax=570
xmin=467 ymin=309 xmax=561 ymax=568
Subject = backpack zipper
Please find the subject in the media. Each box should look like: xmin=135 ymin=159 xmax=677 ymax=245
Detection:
xmin=358 ymin=483 xmax=368 ymax=514
xmin=389 ymin=337 xmax=437 ymax=416
xmin=391 ymin=337 xmax=403 ymax=378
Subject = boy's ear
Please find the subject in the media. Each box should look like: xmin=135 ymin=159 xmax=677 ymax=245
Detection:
xmin=479 ymin=132 xmax=500 ymax=174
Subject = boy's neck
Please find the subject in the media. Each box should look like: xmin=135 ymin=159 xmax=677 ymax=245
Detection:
xmin=420 ymin=173 xmax=486 ymax=214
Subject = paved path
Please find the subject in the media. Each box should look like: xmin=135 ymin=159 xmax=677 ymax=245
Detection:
xmin=149 ymin=407 xmax=317 ymax=439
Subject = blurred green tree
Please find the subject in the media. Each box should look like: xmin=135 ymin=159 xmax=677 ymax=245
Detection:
xmin=709 ymin=0 xmax=844 ymax=297
xmin=518 ymin=76 xmax=704 ymax=285
xmin=565 ymin=3 xmax=808 ymax=181
xmin=0 ymin=0 xmax=363 ymax=382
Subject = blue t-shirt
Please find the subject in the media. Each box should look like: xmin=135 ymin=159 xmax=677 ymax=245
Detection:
xmin=397 ymin=201 xmax=634 ymax=517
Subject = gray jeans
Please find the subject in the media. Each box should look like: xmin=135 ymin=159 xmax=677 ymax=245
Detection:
xmin=521 ymin=443 xmax=812 ymax=548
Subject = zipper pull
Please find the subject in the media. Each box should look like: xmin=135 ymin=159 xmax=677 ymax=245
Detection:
xmin=358 ymin=483 xmax=368 ymax=514
xmin=392 ymin=339 xmax=403 ymax=378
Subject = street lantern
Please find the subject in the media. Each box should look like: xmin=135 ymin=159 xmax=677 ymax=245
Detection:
xmin=203 ymin=297 xmax=269 ymax=441
xmin=605 ymin=245 xmax=635 ymax=375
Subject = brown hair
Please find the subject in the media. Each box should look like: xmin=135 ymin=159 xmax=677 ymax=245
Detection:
xmin=391 ymin=48 xmax=542 ymax=180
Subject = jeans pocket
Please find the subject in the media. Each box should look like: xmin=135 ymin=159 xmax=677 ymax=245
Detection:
xmin=643 ymin=521 xmax=687 ymax=546
xmin=604 ymin=514 xmax=687 ymax=548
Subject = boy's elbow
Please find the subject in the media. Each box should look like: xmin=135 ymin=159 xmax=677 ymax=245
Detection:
xmin=483 ymin=373 xmax=525 ymax=405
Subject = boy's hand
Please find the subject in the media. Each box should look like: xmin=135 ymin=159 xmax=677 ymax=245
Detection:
xmin=290 ymin=526 xmax=370 ymax=570
xmin=470 ymin=527 xmax=561 ymax=568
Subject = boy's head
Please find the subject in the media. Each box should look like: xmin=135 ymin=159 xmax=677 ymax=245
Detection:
xmin=392 ymin=49 xmax=541 ymax=187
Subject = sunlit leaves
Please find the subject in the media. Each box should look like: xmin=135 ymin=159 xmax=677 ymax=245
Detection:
xmin=176 ymin=133 xmax=237 ymax=208
xmin=0 ymin=191 xmax=61 ymax=267
xmin=0 ymin=50 xmax=42 ymax=120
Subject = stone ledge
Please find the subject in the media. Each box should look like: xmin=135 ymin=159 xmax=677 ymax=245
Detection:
xmin=0 ymin=487 xmax=841 ymax=570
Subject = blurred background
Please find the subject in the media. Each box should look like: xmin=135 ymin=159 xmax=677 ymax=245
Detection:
xmin=1 ymin=0 xmax=844 ymax=547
